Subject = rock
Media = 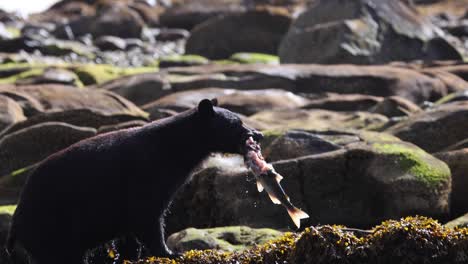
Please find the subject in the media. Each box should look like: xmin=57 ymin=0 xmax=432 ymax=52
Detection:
xmin=159 ymin=55 xmax=209 ymax=68
xmin=140 ymin=107 xmax=177 ymax=121
xmin=71 ymin=64 xmax=155 ymax=85
xmin=387 ymin=102 xmax=468 ymax=153
xmin=427 ymin=64 xmax=468 ymax=81
xmin=160 ymin=0 xmax=246 ymax=30
xmin=0 ymin=122 xmax=96 ymax=176
xmin=369 ymin=96 xmax=422 ymax=117
xmin=148 ymin=88 xmax=310 ymax=115
xmin=443 ymin=138 xmax=468 ymax=151
xmin=0 ymin=95 xmax=26 ymax=131
xmin=250 ymin=109 xmax=388 ymax=131
xmin=97 ymin=73 xmax=171 ymax=106
xmin=445 ymin=212 xmax=468 ymax=228
xmin=167 ymin=226 xmax=283 ymax=253
xmin=14 ymin=68 xmax=82 ymax=87
xmin=186 ymin=8 xmax=291 ymax=59
xmin=0 ymin=89 xmax=45 ymax=117
xmin=434 ymin=149 xmax=468 ymax=217
xmin=302 ymin=93 xmax=383 ymax=112
xmin=0 ymin=109 xmax=144 ymax=139
xmin=97 ymin=120 xmax=147 ymax=134
xmin=94 ymin=35 xmax=127 ymax=51
xmin=0 ymin=23 xmax=12 ymax=40
xmin=165 ymin=64 xmax=457 ymax=103
xmin=0 ymin=84 xmax=148 ymax=119
xmin=435 ymin=90 xmax=468 ymax=105
xmin=229 ymin=53 xmax=279 ymax=65
xmin=279 ymin=0 xmax=463 ymax=64
xmin=155 ymin=28 xmax=190 ymax=41
xmin=167 ymin=135 xmax=450 ymax=232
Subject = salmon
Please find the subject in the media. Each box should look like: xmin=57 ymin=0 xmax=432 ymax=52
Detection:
xmin=245 ymin=137 xmax=309 ymax=228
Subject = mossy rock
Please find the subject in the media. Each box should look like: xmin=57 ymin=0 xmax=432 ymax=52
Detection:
xmin=229 ymin=53 xmax=279 ymax=64
xmin=167 ymin=226 xmax=284 ymax=253
xmin=71 ymin=64 xmax=156 ymax=85
xmin=372 ymin=142 xmax=451 ymax=187
xmin=158 ymin=54 xmax=209 ymax=68
xmin=0 ymin=205 xmax=16 ymax=216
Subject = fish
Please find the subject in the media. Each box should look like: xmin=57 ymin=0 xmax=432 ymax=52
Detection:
xmin=244 ymin=137 xmax=309 ymax=228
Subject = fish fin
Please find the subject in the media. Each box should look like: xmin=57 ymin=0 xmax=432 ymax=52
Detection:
xmin=257 ymin=181 xmax=264 ymax=192
xmin=268 ymin=193 xmax=282 ymax=204
xmin=287 ymin=207 xmax=310 ymax=229
xmin=275 ymin=174 xmax=283 ymax=183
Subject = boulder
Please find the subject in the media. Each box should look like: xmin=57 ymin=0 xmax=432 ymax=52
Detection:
xmin=97 ymin=73 xmax=171 ymax=106
xmin=387 ymin=101 xmax=468 ymax=152
xmin=167 ymin=226 xmax=283 ymax=253
xmin=0 ymin=109 xmax=144 ymax=139
xmin=165 ymin=64 xmax=458 ymax=103
xmin=166 ymin=133 xmax=450 ymax=232
xmin=0 ymin=122 xmax=96 ymax=176
xmin=160 ymin=0 xmax=246 ymax=30
xmin=0 ymin=84 xmax=148 ymax=119
xmin=279 ymin=0 xmax=463 ymax=64
xmin=249 ymin=109 xmax=388 ymax=131
xmin=445 ymin=212 xmax=468 ymax=228
xmin=185 ymin=8 xmax=291 ymax=59
xmin=0 ymin=95 xmax=26 ymax=131
xmin=369 ymin=96 xmax=422 ymax=117
xmin=434 ymin=149 xmax=468 ymax=217
xmin=301 ymin=93 xmax=383 ymax=112
xmin=148 ymin=88 xmax=310 ymax=115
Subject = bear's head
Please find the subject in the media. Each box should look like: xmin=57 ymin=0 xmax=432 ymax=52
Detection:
xmin=197 ymin=99 xmax=263 ymax=154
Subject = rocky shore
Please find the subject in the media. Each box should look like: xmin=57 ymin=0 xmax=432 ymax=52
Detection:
xmin=0 ymin=0 xmax=468 ymax=263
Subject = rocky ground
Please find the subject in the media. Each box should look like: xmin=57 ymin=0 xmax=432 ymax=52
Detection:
xmin=0 ymin=0 xmax=468 ymax=263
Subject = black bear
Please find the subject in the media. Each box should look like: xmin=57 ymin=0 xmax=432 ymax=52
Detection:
xmin=7 ymin=99 xmax=263 ymax=264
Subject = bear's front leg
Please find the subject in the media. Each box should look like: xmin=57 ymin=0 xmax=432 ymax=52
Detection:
xmin=134 ymin=215 xmax=179 ymax=258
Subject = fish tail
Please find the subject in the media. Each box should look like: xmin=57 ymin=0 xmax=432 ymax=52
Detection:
xmin=287 ymin=207 xmax=309 ymax=229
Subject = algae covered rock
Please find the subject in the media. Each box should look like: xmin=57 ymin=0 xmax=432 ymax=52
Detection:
xmin=387 ymin=101 xmax=468 ymax=152
xmin=166 ymin=226 xmax=283 ymax=253
xmin=130 ymin=217 xmax=468 ymax=264
xmin=166 ymin=131 xmax=451 ymax=232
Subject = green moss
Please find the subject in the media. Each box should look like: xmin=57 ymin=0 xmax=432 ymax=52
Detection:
xmin=372 ymin=142 xmax=451 ymax=187
xmin=0 ymin=205 xmax=16 ymax=216
xmin=229 ymin=53 xmax=279 ymax=64
xmin=159 ymin=54 xmax=209 ymax=64
xmin=260 ymin=129 xmax=287 ymax=149
xmin=71 ymin=64 xmax=156 ymax=85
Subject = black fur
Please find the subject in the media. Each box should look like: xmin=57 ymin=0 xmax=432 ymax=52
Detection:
xmin=7 ymin=99 xmax=263 ymax=264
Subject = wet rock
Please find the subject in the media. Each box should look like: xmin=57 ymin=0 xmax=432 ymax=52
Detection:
xmin=159 ymin=54 xmax=209 ymax=68
xmin=0 ymin=122 xmax=96 ymax=176
xmin=279 ymin=0 xmax=463 ymax=64
xmin=387 ymin=102 xmax=468 ymax=152
xmin=0 ymin=84 xmax=148 ymax=119
xmin=250 ymin=109 xmax=388 ymax=131
xmin=167 ymin=136 xmax=450 ymax=232
xmin=434 ymin=149 xmax=468 ymax=217
xmin=165 ymin=64 xmax=457 ymax=103
xmin=167 ymin=226 xmax=283 ymax=253
xmin=148 ymin=88 xmax=310 ymax=115
xmin=0 ymin=109 xmax=144 ymax=138
xmin=186 ymin=8 xmax=291 ymax=59
xmin=0 ymin=95 xmax=26 ymax=131
xmin=155 ymin=28 xmax=190 ymax=42
xmin=98 ymin=73 xmax=171 ymax=106
xmin=369 ymin=96 xmax=422 ymax=117
xmin=445 ymin=212 xmax=468 ymax=228
xmin=94 ymin=35 xmax=127 ymax=51
xmin=15 ymin=68 xmax=82 ymax=86
xmin=160 ymin=0 xmax=246 ymax=30
xmin=302 ymin=93 xmax=383 ymax=112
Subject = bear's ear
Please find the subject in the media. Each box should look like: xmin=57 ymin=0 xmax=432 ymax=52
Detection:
xmin=211 ymin=98 xmax=218 ymax=106
xmin=198 ymin=99 xmax=214 ymax=118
